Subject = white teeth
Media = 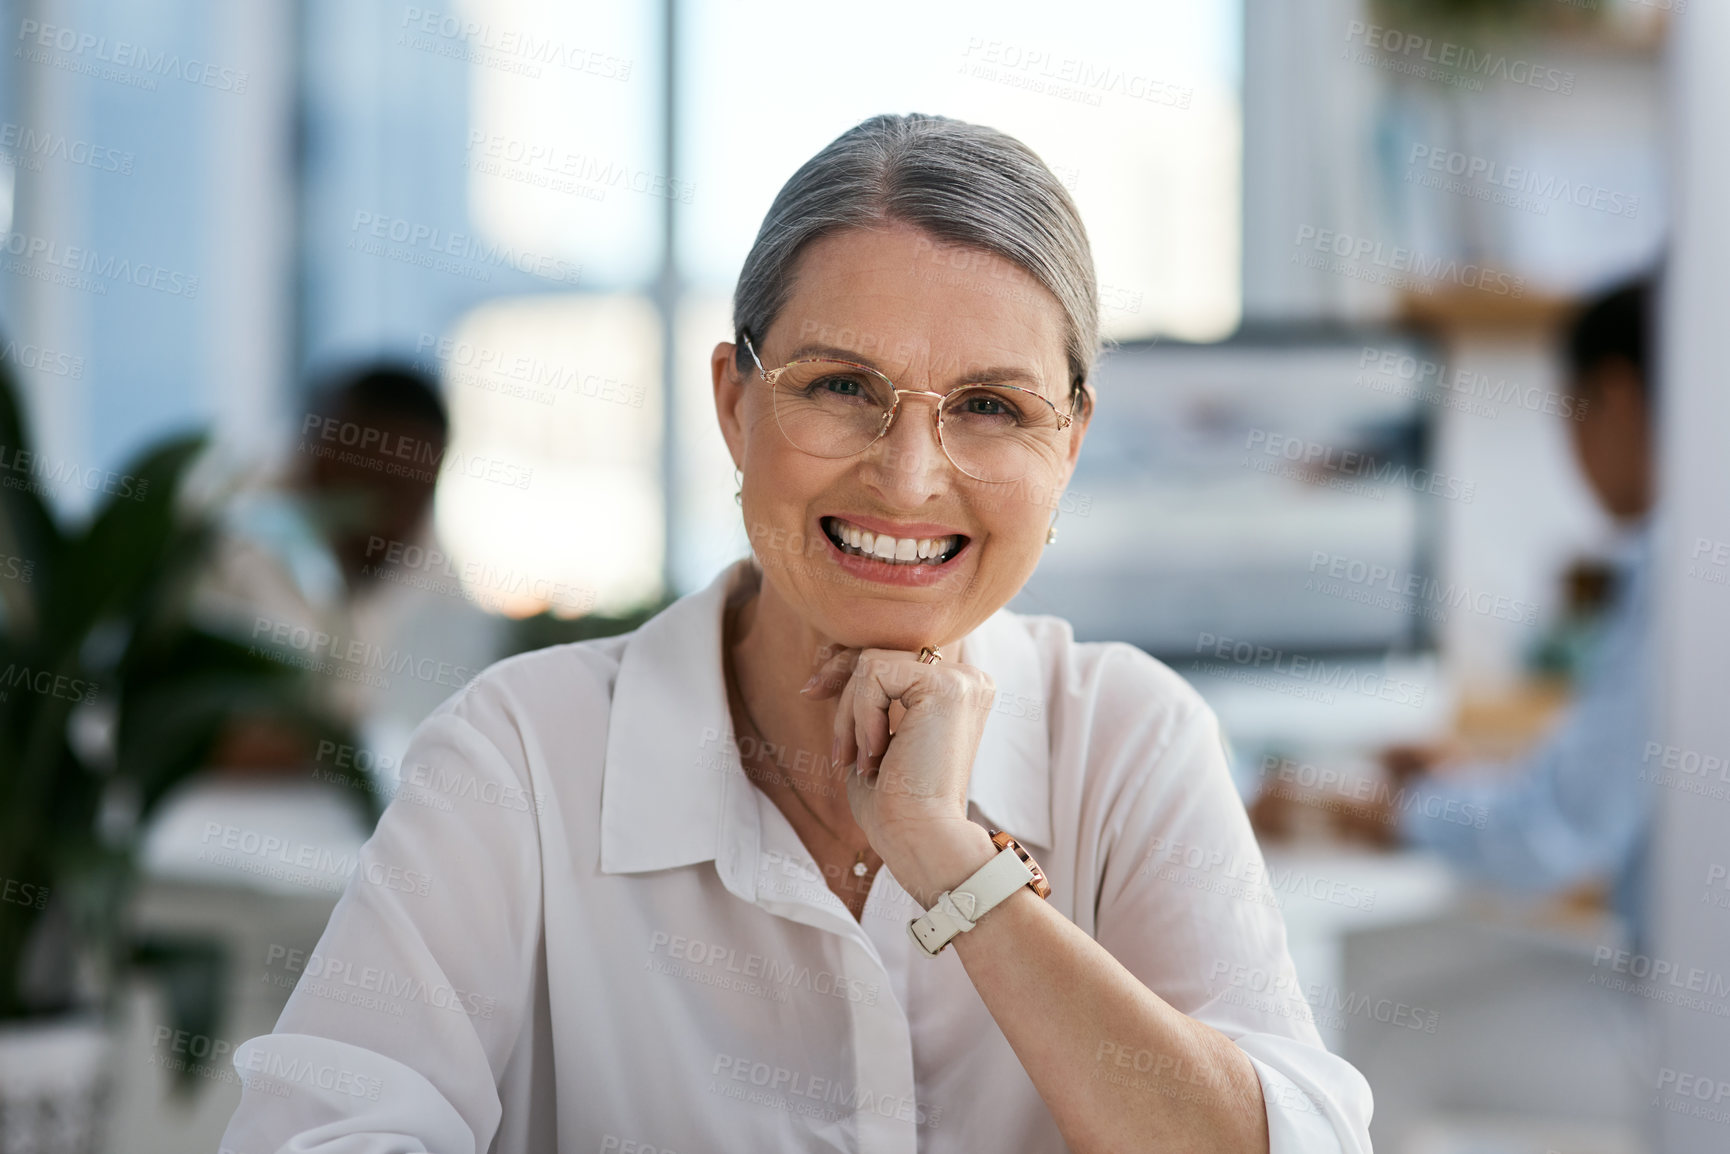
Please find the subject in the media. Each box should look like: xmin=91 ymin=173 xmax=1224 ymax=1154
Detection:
xmin=825 ymin=518 xmax=962 ymax=566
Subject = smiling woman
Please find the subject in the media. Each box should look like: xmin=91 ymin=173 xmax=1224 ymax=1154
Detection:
xmin=221 ymin=113 xmax=1373 ymax=1154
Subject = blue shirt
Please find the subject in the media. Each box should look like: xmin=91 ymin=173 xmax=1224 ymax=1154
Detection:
xmin=1400 ymin=521 xmax=1654 ymax=948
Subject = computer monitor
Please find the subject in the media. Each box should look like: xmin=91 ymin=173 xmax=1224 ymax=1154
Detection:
xmin=1011 ymin=329 xmax=1444 ymax=664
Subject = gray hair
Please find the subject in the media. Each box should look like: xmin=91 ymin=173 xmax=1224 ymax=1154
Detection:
xmin=731 ymin=113 xmax=1099 ymax=410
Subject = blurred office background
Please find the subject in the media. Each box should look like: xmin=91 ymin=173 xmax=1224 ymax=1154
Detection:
xmin=0 ymin=0 xmax=1724 ymax=1150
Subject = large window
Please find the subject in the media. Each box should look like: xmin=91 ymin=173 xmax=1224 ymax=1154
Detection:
xmin=677 ymin=0 xmax=1242 ymax=342
xmin=314 ymin=0 xmax=1244 ymax=611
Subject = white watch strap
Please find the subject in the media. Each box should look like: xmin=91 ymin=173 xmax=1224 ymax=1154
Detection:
xmin=906 ymin=845 xmax=1034 ymax=956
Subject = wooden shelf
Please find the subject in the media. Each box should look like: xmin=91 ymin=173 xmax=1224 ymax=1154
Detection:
xmin=1398 ymin=288 xmax=1577 ymax=334
xmin=1368 ymin=1 xmax=1670 ymax=60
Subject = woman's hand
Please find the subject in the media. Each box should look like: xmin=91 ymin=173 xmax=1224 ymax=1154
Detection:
xmin=803 ymin=646 xmax=999 ymax=895
xmin=1380 ymin=736 xmax=1466 ymax=784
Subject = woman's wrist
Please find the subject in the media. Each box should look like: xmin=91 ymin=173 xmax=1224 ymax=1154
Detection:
xmin=880 ymin=820 xmax=999 ymax=909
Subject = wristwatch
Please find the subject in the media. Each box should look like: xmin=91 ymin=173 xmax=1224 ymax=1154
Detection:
xmin=907 ymin=829 xmax=1051 ymax=957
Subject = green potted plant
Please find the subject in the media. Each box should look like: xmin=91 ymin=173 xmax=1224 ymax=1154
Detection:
xmin=1369 ymin=0 xmax=1599 ymax=37
xmin=0 ymin=358 xmax=369 ymax=1146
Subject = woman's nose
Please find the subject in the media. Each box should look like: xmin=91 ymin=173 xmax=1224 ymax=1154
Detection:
xmin=862 ymin=394 xmax=952 ymax=494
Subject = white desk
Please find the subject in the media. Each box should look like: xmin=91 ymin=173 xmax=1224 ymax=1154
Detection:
xmin=1263 ymin=846 xmax=1459 ymax=1052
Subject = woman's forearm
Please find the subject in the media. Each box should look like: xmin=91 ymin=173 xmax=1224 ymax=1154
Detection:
xmin=892 ymin=827 xmax=1271 ymax=1154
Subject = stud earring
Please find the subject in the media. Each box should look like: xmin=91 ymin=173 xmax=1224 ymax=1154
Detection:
xmin=734 ymin=467 xmax=743 ymax=506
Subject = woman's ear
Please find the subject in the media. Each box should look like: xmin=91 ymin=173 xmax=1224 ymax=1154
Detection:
xmin=712 ymin=340 xmax=747 ymax=470
xmin=1061 ymin=382 xmax=1096 ymax=475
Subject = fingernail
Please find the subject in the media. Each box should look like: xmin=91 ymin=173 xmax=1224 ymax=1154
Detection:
xmin=830 ymin=736 xmax=840 ymax=766
xmin=800 ymin=675 xmax=819 ymax=694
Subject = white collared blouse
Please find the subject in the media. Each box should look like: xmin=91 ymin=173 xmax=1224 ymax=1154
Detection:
xmin=221 ymin=557 xmax=1373 ymax=1153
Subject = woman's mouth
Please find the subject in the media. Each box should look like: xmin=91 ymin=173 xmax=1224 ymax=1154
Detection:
xmin=820 ymin=516 xmax=967 ymax=567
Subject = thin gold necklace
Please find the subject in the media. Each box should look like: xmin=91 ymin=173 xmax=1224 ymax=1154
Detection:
xmin=723 ymin=603 xmax=875 ymax=880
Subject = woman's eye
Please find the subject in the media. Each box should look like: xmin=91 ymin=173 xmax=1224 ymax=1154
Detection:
xmin=959 ymin=391 xmax=1019 ymax=418
xmin=816 ymin=376 xmax=864 ymax=396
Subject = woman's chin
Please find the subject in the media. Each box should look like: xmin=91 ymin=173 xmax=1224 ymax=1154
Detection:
xmin=823 ymin=622 xmax=945 ymax=654
xmin=806 ymin=600 xmax=975 ymax=654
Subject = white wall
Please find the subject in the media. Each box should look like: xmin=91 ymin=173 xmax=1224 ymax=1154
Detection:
xmin=1653 ymin=5 xmax=1730 ymax=1150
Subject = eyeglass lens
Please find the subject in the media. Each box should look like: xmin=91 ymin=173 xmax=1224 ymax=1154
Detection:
xmin=768 ymin=359 xmax=1065 ymax=483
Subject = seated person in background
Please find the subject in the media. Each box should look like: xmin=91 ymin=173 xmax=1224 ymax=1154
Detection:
xmin=195 ymin=362 xmax=504 ymax=778
xmin=1256 ymin=276 xmax=1658 ymax=950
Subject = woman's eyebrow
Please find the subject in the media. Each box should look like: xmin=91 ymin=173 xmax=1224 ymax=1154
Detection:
xmin=786 ymin=343 xmax=1048 ymax=389
xmin=787 ymin=342 xmax=876 ymax=364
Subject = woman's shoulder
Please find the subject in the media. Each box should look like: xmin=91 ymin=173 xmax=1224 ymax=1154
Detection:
xmin=428 ymin=630 xmax=639 ymax=742
xmin=1004 ymin=611 xmax=1236 ymax=864
xmin=1005 ymin=609 xmax=1213 ymax=731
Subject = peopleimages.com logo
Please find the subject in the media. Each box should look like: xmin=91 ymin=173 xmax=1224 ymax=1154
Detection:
xmin=1342 ymin=19 xmax=1575 ymax=95
xmin=0 ymin=229 xmax=198 ymax=297
xmin=1293 ymin=225 xmax=1525 ymax=298
xmin=15 ymin=19 xmax=250 ymax=93
xmin=348 ymin=211 xmax=581 ymax=287
xmin=1406 ymin=144 xmax=1639 ymax=219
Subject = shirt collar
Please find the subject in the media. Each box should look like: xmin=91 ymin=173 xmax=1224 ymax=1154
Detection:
xmin=599 ymin=557 xmax=1052 ymax=876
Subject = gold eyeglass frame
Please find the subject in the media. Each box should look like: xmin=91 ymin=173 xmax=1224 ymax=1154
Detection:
xmin=739 ymin=330 xmax=1077 ymax=483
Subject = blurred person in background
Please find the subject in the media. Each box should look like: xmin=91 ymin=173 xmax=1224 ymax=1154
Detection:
xmin=1256 ymin=276 xmax=1659 ymax=951
xmin=195 ymin=362 xmax=504 ymax=780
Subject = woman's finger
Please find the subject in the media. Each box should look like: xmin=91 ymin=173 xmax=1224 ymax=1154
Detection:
xmin=831 ymin=667 xmax=861 ymax=773
xmin=849 ymin=651 xmax=897 ymax=773
xmin=847 ymin=664 xmax=878 ymax=782
xmin=800 ymin=644 xmax=860 ymax=701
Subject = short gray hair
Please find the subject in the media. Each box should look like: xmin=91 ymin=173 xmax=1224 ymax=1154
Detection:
xmin=731 ymin=113 xmax=1099 ymax=410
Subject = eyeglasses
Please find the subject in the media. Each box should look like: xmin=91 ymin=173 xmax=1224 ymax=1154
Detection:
xmin=739 ymin=332 xmax=1076 ymax=484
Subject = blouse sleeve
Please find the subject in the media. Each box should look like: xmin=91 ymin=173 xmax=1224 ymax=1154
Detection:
xmin=219 ymin=690 xmax=546 ymax=1153
xmin=1088 ymin=646 xmax=1374 ymax=1154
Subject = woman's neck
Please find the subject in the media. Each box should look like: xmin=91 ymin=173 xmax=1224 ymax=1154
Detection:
xmin=726 ymin=574 xmax=854 ymax=823
xmin=725 ymin=566 xmax=971 ymax=812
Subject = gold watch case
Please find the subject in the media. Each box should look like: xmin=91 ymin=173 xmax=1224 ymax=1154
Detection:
xmin=988 ymin=829 xmax=1052 ymax=900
